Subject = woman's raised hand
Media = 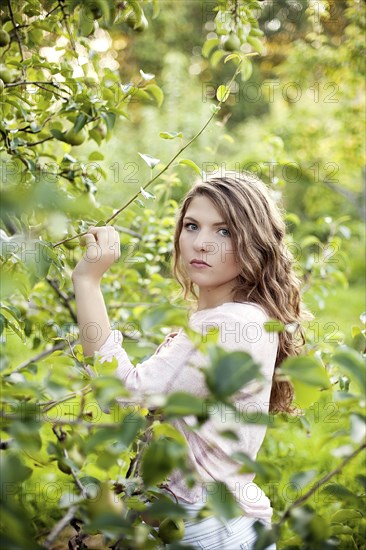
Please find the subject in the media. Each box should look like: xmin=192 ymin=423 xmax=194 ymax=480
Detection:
xmin=71 ymin=225 xmax=121 ymax=283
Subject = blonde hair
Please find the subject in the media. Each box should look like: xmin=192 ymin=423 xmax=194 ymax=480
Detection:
xmin=172 ymin=170 xmax=309 ymax=414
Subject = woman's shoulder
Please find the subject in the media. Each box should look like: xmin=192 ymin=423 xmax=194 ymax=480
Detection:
xmin=189 ymin=301 xmax=270 ymax=324
xmin=186 ymin=301 xmax=278 ymax=361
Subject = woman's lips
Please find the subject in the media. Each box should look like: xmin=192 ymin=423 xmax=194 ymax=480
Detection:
xmin=190 ymin=261 xmax=210 ymax=269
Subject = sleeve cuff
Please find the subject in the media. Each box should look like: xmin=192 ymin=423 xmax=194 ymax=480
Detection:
xmin=97 ymin=329 xmax=124 ymax=356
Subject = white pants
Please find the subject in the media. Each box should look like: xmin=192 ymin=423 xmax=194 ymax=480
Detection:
xmin=165 ymin=496 xmax=277 ymax=550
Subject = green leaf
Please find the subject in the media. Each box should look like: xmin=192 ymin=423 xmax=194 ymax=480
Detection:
xmin=124 ymin=496 xmax=147 ymax=511
xmin=84 ymin=412 xmax=145 ymax=452
xmin=117 ymin=411 xmax=146 ymax=448
xmin=280 ymin=356 xmax=331 ymax=389
xmin=73 ymin=113 xmax=87 ymax=133
xmin=356 ymin=474 xmax=366 ymax=490
xmin=224 ymin=53 xmax=242 ymax=64
xmin=202 ymin=37 xmax=220 ymax=58
xmin=206 ymin=481 xmax=242 ymax=520
xmin=247 ymin=35 xmax=265 ymax=54
xmin=178 ymin=158 xmax=202 ymax=176
xmin=89 ymin=151 xmax=104 ymax=161
xmin=0 ymin=270 xmax=32 ymax=301
xmin=50 ymin=128 xmax=66 ymax=141
xmin=0 ymin=453 xmax=33 ymax=483
xmin=125 ymin=0 xmax=143 ymax=25
xmin=135 ymin=198 xmax=145 ymax=209
xmin=332 ymin=349 xmax=365 ymax=393
xmin=234 ymin=452 xmax=281 ymax=482
xmin=151 ymin=422 xmax=187 ymax=446
xmin=127 ymin=87 xmax=152 ymax=102
xmin=145 ymin=84 xmax=164 ymax=107
xmin=205 ymin=347 xmax=261 ymax=400
xmin=301 ymin=235 xmax=320 ymax=248
xmin=140 ymin=303 xmax=185 ymax=332
xmin=291 ymin=380 xmax=318 ymax=408
xmin=0 ymin=305 xmax=22 ymax=325
xmin=164 ymin=392 xmax=207 ymax=419
xmin=78 ymin=6 xmax=95 ymax=36
xmin=210 ymin=49 xmax=227 ymax=68
xmin=145 ymin=498 xmax=188 ymax=519
xmin=141 ymin=437 xmax=186 ymax=486
xmin=216 ymin=85 xmax=230 ymax=103
xmin=159 ymin=131 xmax=183 ymax=140
xmin=240 ymin=57 xmax=253 ymax=81
xmin=138 ymin=152 xmax=160 ymax=169
xmin=263 ymin=319 xmax=285 ymax=333
xmin=100 ymin=111 xmax=116 ymax=130
xmin=285 ymin=213 xmax=301 ymax=227
xmin=330 ymin=524 xmax=355 ymax=536
xmin=330 ymin=509 xmax=363 ymax=523
xmin=92 ymin=374 xmax=130 ymax=409
xmin=290 ymin=470 xmax=317 ymax=490
xmin=89 ymin=128 xmax=102 ymax=145
xmin=321 ymin=483 xmax=359 ymax=505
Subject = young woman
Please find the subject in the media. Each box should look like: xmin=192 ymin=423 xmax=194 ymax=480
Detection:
xmin=71 ymin=170 xmax=306 ymax=549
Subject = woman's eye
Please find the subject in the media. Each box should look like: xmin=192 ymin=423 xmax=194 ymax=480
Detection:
xmin=184 ymin=223 xmax=230 ymax=237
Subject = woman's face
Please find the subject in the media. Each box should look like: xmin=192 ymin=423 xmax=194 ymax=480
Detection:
xmin=178 ymin=195 xmax=242 ymax=305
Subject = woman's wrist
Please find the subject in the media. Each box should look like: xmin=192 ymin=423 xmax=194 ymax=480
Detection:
xmin=71 ymin=272 xmax=101 ymax=286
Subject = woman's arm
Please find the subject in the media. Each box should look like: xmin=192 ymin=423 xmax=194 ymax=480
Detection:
xmin=71 ymin=225 xmax=121 ymax=357
xmin=95 ymin=305 xmax=278 ymax=405
xmin=72 ymin=275 xmax=112 ymax=357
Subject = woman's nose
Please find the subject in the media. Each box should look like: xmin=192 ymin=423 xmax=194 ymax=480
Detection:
xmin=193 ymin=233 xmax=218 ymax=256
xmin=193 ymin=232 xmax=210 ymax=251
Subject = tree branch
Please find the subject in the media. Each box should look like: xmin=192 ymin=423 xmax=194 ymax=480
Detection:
xmin=57 ymin=0 xmax=76 ymax=53
xmin=12 ymin=339 xmax=77 ymax=374
xmin=276 ymin=441 xmax=366 ymax=526
xmin=5 ymin=80 xmax=71 ymax=96
xmin=43 ymin=504 xmax=78 ymax=549
xmin=52 ymin=59 xmax=245 ymax=248
xmin=46 ymin=276 xmax=77 ymax=322
xmin=7 ymin=0 xmax=25 ymax=67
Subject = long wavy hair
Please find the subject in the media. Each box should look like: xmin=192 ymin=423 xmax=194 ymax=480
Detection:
xmin=172 ymin=170 xmax=310 ymax=414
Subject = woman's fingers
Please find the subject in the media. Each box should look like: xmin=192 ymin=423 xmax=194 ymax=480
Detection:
xmin=72 ymin=225 xmax=120 ymax=281
xmin=79 ymin=233 xmax=96 ymax=246
xmin=84 ymin=225 xmax=115 ymax=245
xmin=82 ymin=226 xmax=120 ymax=259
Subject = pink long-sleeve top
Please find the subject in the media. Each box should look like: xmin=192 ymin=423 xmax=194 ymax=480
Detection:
xmin=96 ymin=301 xmax=278 ymax=521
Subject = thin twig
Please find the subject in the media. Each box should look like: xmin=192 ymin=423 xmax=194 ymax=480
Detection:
xmin=33 ymin=82 xmax=69 ymax=100
xmin=0 ymin=413 xmax=142 ymax=430
xmin=64 ymin=447 xmax=89 ymax=496
xmin=46 ymin=276 xmax=77 ymax=322
xmin=7 ymin=0 xmax=24 ymax=64
xmin=19 ymin=136 xmax=54 ymax=147
xmin=12 ymin=339 xmax=77 ymax=374
xmin=114 ymin=225 xmax=143 ymax=239
xmin=41 ymin=386 xmax=91 ymax=413
xmin=44 ymin=4 xmax=61 ymax=17
xmin=57 ymin=0 xmax=76 ymax=52
xmin=276 ymin=441 xmax=366 ymax=526
xmin=52 ymin=59 xmax=244 ymax=248
xmin=5 ymin=80 xmax=71 ymax=96
xmin=43 ymin=504 xmax=78 ymax=549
